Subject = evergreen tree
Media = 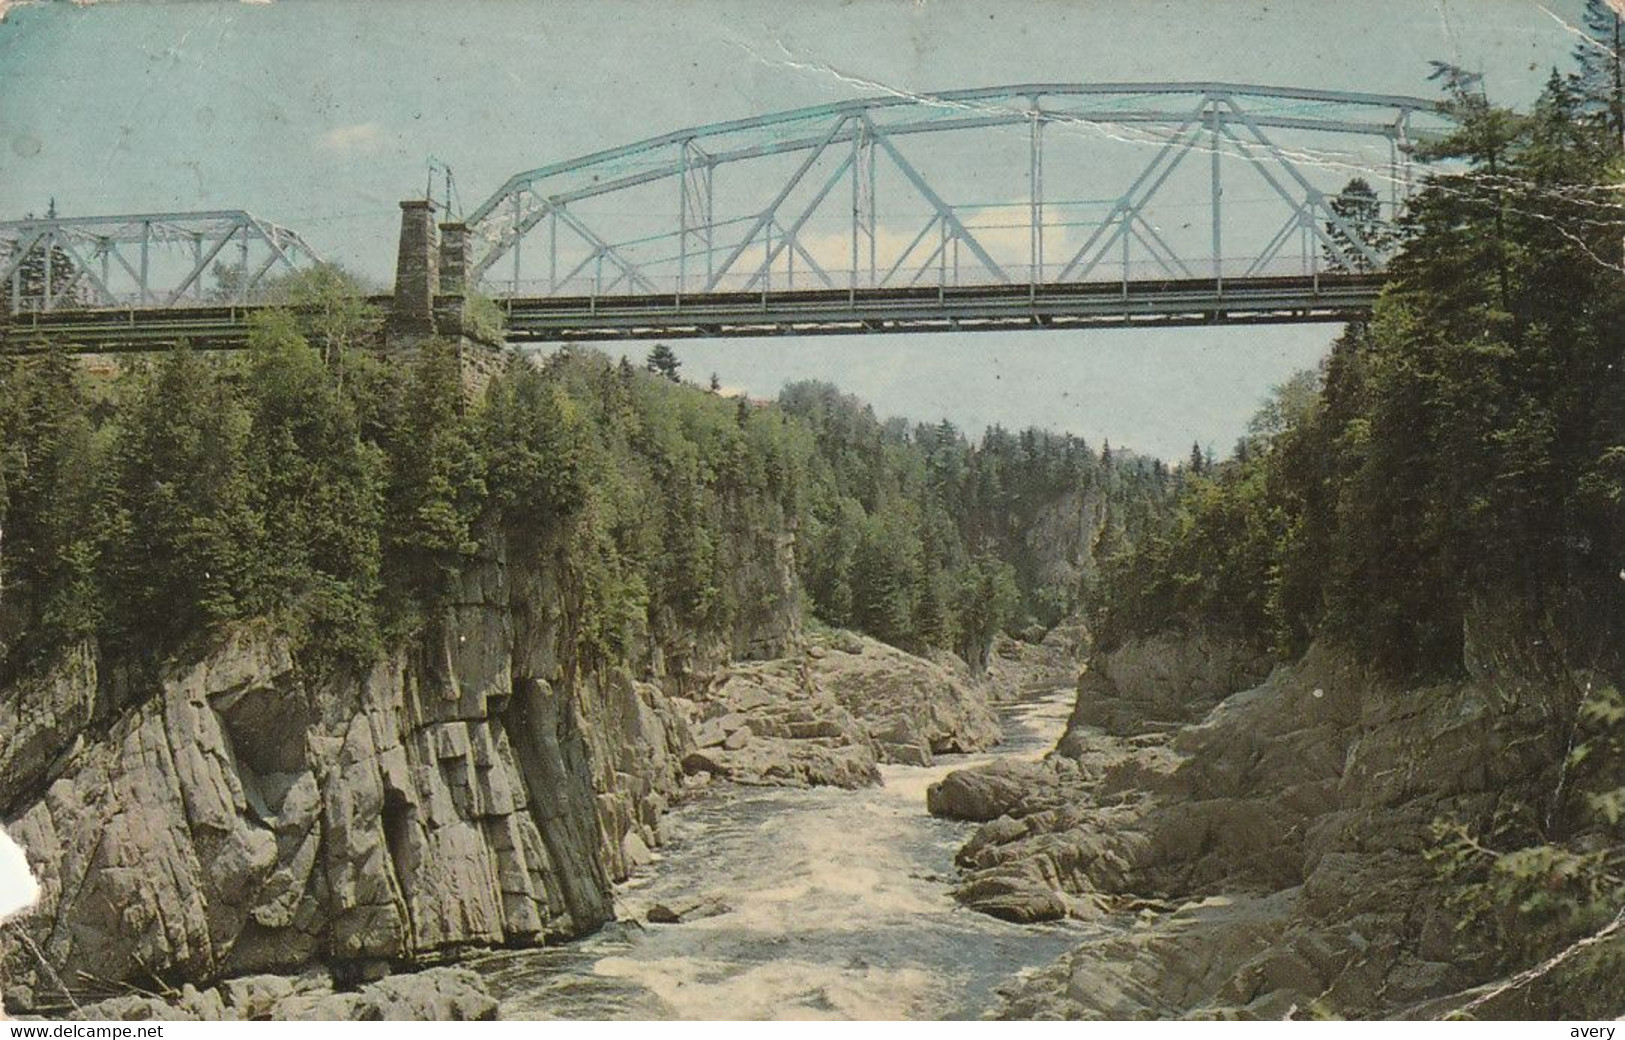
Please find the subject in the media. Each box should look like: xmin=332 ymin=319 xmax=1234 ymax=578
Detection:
xmin=5 ymin=210 xmax=88 ymax=312
xmin=646 ymin=343 xmax=681 ymax=382
xmin=0 ymin=347 xmax=103 ymax=670
xmin=1323 ymin=177 xmax=1394 ymax=272
xmin=103 ymin=348 xmax=261 ymax=657
xmin=1570 ymin=0 xmax=1625 ymax=142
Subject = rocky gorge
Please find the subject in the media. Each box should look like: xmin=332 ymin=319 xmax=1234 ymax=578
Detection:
xmin=0 ymin=513 xmax=1021 ymax=1019
xmin=926 ymin=607 xmax=1624 ymax=1020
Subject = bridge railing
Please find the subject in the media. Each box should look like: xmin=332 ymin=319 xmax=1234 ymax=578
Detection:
xmin=2 ymin=284 xmax=310 ymax=316
xmin=485 ymin=253 xmax=1384 ymax=300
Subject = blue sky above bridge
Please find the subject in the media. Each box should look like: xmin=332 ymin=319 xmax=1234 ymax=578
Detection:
xmin=0 ymin=0 xmax=1584 ymax=458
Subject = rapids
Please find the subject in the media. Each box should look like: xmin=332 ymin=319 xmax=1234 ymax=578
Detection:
xmin=475 ymin=687 xmax=1094 ymax=1020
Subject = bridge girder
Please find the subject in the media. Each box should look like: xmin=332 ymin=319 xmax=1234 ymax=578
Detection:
xmin=0 ymin=210 xmax=323 ymax=314
xmin=465 ymin=82 xmax=1454 ymax=299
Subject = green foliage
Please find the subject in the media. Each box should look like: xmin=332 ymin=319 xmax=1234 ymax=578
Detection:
xmin=1427 ymin=684 xmax=1625 ymax=980
xmin=1569 ymin=0 xmax=1625 ymax=139
xmin=280 ymin=263 xmax=383 ymax=362
xmin=780 ymin=381 xmax=1168 ymax=659
xmin=463 ymin=291 xmax=507 ymax=344
xmin=645 ymin=343 xmax=681 ymax=382
xmin=380 ymin=339 xmax=486 ymax=624
xmin=3 ymin=281 xmax=1172 ymax=691
xmin=1092 ymin=69 xmax=1625 ymax=678
xmin=0 ymin=347 xmax=105 ymax=671
xmin=1322 ymin=177 xmax=1396 ymax=272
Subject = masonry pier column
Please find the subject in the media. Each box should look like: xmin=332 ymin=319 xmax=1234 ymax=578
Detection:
xmin=388 ymin=199 xmax=439 ymax=343
xmin=434 ymin=220 xmax=469 ymax=337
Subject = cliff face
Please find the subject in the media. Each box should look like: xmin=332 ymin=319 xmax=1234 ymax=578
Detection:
xmin=0 ymin=521 xmax=795 ymax=1010
xmin=936 ymin=608 xmax=1620 ymax=1019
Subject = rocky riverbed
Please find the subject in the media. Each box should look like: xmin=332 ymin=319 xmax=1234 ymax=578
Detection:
xmin=1 ymin=621 xmax=1075 ymax=1020
xmin=926 ymin=612 xmax=1624 ymax=1020
xmin=471 ymin=681 xmax=1092 ymax=1020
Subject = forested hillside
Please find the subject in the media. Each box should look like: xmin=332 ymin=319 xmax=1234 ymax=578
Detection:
xmin=1086 ymin=65 xmax=1625 ymax=1007
xmin=0 ymin=284 xmax=1168 ymax=701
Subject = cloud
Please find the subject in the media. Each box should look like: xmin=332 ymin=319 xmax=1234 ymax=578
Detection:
xmin=318 ymin=122 xmax=387 ymax=155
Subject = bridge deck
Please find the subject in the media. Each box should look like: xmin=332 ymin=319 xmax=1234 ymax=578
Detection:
xmin=1 ymin=273 xmax=1381 ymax=354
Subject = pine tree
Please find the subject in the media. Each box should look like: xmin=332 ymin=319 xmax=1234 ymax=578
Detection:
xmin=1570 ymin=0 xmax=1625 ymax=143
xmin=5 ymin=204 xmax=88 ymax=312
xmin=646 ymin=343 xmax=681 ymax=382
xmin=1323 ymin=178 xmax=1394 ymax=272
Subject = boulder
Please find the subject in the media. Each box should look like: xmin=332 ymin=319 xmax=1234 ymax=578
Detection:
xmin=646 ymin=896 xmax=731 ymax=924
xmin=927 ymin=760 xmax=1049 ymax=821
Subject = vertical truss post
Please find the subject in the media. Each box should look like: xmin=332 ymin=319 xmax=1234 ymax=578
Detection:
xmin=1029 ymin=105 xmax=1044 ymax=295
xmin=511 ymin=194 xmax=523 ymax=295
xmin=139 ymin=221 xmax=151 ymax=305
xmin=938 ymin=217 xmax=947 ymax=296
xmin=1388 ymin=135 xmax=1399 ymax=217
xmin=678 ymin=140 xmax=689 ymax=297
xmin=1210 ymin=98 xmax=1223 ymax=287
xmin=1121 ymin=210 xmax=1131 ymax=294
xmin=704 ymin=163 xmax=715 ymax=292
xmin=1398 ymin=113 xmax=1414 ymax=200
xmin=860 ymin=124 xmax=877 ymax=287
xmin=678 ymin=140 xmax=713 ymax=299
xmin=549 ymin=208 xmax=558 ymax=295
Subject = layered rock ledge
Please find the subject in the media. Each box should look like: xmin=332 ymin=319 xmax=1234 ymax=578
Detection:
xmin=932 ymin=620 xmax=1621 ymax=1019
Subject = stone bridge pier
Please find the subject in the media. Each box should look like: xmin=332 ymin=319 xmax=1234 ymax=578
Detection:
xmin=387 ymin=199 xmax=496 ymax=364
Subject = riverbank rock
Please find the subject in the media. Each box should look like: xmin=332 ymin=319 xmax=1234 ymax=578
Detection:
xmin=926 ymin=760 xmax=1049 ymax=821
xmin=808 ymin=631 xmax=1001 ymax=764
xmin=646 ymin=896 xmax=731 ymax=924
xmin=672 ymin=628 xmax=1003 ymax=790
xmin=969 ymin=612 xmax=1620 ymax=1020
xmin=1059 ymin=628 xmax=1270 ymax=744
xmin=0 ymin=520 xmax=797 ymax=1012
xmin=58 ymin=967 xmax=497 ymax=1022
xmin=676 ymin=656 xmax=880 ymax=789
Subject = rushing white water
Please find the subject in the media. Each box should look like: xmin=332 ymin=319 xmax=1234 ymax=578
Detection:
xmin=0 ymin=825 xmax=38 ymax=924
xmin=476 ymin=688 xmax=1094 ymax=1020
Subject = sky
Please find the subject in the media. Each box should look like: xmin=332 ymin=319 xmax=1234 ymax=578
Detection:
xmin=0 ymin=0 xmax=1588 ymax=459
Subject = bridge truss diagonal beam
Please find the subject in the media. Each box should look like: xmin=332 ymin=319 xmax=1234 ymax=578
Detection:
xmin=465 ymin=82 xmax=1451 ymax=307
xmin=0 ymin=211 xmax=324 ymax=314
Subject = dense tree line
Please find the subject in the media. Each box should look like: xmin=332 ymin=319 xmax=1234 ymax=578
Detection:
xmin=1090 ymin=58 xmax=1625 ymax=999
xmin=1094 ymin=67 xmax=1624 ymax=679
xmin=778 ymin=381 xmax=1166 ymax=668
xmin=0 ymin=283 xmax=1169 ymax=692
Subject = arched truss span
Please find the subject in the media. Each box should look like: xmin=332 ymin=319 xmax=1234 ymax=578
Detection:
xmin=0 ymin=210 xmax=323 ymax=314
xmin=466 ymin=83 xmax=1453 ymax=299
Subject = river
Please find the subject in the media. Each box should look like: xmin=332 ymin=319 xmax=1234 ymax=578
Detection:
xmin=473 ymin=685 xmax=1096 ymax=1020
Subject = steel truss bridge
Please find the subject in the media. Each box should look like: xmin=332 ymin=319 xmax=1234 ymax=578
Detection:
xmin=1 ymin=83 xmax=1453 ymax=352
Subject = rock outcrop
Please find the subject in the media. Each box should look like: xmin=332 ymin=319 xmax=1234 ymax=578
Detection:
xmin=0 ymin=526 xmax=782 ymax=1014
xmin=60 ymin=967 xmax=498 ymax=1022
xmin=939 ymin=613 xmax=1620 ymax=1019
xmin=1058 ymin=628 xmax=1270 ymax=744
xmin=670 ymin=630 xmax=1000 ymax=790
xmin=0 ymin=510 xmax=1003 ymax=1019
